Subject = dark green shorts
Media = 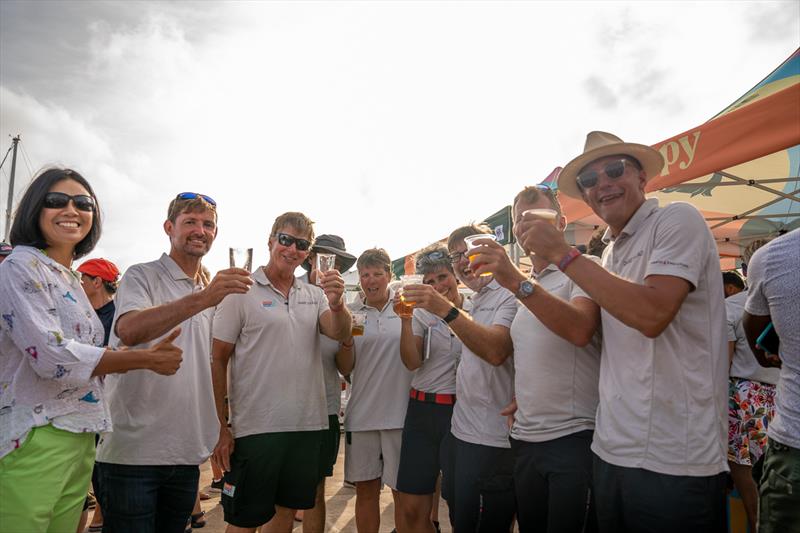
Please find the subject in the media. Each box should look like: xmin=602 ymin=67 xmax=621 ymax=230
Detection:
xmin=319 ymin=414 xmax=341 ymax=479
xmin=221 ymin=430 xmax=325 ymax=528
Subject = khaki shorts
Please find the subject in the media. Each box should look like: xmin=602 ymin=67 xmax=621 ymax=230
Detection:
xmin=344 ymin=429 xmax=402 ymax=489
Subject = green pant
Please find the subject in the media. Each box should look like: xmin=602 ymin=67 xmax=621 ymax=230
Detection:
xmin=0 ymin=424 xmax=95 ymax=533
xmin=759 ymin=438 xmax=800 ymax=533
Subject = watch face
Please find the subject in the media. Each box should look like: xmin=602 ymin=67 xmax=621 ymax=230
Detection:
xmin=518 ymin=280 xmax=534 ymax=298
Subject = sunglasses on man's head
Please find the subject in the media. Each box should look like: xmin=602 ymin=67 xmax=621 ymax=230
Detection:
xmin=43 ymin=192 xmax=96 ymax=212
xmin=175 ymin=192 xmax=217 ymax=206
xmin=275 ymin=232 xmax=312 ymax=251
xmin=576 ymin=159 xmax=635 ymax=191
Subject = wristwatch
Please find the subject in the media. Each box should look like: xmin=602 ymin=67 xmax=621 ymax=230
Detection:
xmin=516 ymin=279 xmax=535 ymax=300
xmin=443 ymin=306 xmax=460 ymax=323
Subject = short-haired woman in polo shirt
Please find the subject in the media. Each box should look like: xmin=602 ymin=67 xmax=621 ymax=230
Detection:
xmin=0 ymin=167 xmax=184 ymax=533
xmin=394 ymin=244 xmax=465 ymax=533
xmin=336 ymin=248 xmax=414 ymax=533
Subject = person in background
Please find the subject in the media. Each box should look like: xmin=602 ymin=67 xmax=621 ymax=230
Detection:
xmin=394 ymin=244 xmax=464 ymax=533
xmin=77 ymin=258 xmax=120 ymax=345
xmin=722 ymin=266 xmax=779 ymax=533
xmin=525 ymin=131 xmax=729 ymax=532
xmin=742 ymin=228 xmax=800 ymax=533
xmin=471 ymin=182 xmax=602 ymax=532
xmin=96 ymin=192 xmax=252 ymax=533
xmin=297 ymin=233 xmax=357 ymax=533
xmin=336 ymin=248 xmax=414 ymax=533
xmin=73 ymin=257 xmax=121 ymax=532
xmin=0 ymin=168 xmax=183 ymax=533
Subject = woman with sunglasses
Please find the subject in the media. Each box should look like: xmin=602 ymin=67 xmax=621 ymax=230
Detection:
xmin=0 ymin=168 xmax=184 ymax=533
xmin=336 ymin=248 xmax=414 ymax=533
xmin=393 ymin=244 xmax=465 ymax=533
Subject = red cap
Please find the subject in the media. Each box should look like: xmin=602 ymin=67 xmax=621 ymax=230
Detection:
xmin=77 ymin=258 xmax=120 ymax=282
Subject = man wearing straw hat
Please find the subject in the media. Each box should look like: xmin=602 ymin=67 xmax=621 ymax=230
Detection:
xmin=517 ymin=131 xmax=728 ymax=532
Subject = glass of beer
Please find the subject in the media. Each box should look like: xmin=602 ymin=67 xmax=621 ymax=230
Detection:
xmin=463 ymin=234 xmax=497 ymax=277
xmin=316 ymin=253 xmax=336 ymax=286
xmin=229 ymin=247 xmax=253 ymax=271
xmin=394 ymin=274 xmax=423 ymax=318
xmin=351 ymin=312 xmax=366 ymax=336
xmin=521 ymin=208 xmax=558 ymax=226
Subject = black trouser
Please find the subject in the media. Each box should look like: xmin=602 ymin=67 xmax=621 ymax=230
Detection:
xmin=593 ymin=455 xmax=727 ymax=533
xmin=511 ymin=430 xmax=597 ymax=533
xmin=444 ymin=435 xmax=515 ymax=533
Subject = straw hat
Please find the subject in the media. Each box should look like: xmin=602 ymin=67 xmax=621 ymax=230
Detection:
xmin=557 ymin=131 xmax=665 ymax=198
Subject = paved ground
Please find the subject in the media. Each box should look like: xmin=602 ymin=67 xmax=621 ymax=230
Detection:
xmin=83 ymin=434 xmax=452 ymax=533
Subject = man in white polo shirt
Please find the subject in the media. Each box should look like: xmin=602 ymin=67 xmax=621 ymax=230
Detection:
xmin=423 ymin=223 xmax=518 ymax=533
xmin=96 ymin=193 xmax=253 ymax=533
xmin=472 ymin=182 xmax=602 ymax=533
xmin=742 ymin=228 xmax=800 ymax=533
xmin=210 ymin=212 xmax=351 ymax=533
xmin=521 ymin=132 xmax=729 ymax=532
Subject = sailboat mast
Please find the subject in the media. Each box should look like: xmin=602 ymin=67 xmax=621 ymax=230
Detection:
xmin=4 ymin=135 xmax=20 ymax=241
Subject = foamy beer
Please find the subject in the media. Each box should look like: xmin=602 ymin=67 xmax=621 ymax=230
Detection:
xmin=522 ymin=208 xmax=558 ymax=226
xmin=352 ymin=312 xmax=366 ymax=336
xmin=464 ymin=234 xmax=497 ymax=277
xmin=393 ymin=275 xmax=423 ymax=318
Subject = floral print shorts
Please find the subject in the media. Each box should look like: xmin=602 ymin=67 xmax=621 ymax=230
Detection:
xmin=728 ymin=377 xmax=776 ymax=466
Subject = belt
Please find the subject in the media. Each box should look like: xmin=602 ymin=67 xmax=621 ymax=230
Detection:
xmin=409 ymin=388 xmax=456 ymax=406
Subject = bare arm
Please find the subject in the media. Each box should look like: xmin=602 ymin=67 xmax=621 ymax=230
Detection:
xmin=448 ymin=313 xmax=513 ymax=366
xmin=478 ymin=243 xmax=600 ymax=347
xmin=91 ymin=328 xmax=183 ymax=377
xmin=743 ymin=311 xmax=781 ymax=368
xmin=399 ymin=316 xmax=424 ymax=371
xmin=318 ymin=270 xmax=352 ymax=341
xmin=211 ymin=339 xmax=235 ymax=472
xmin=336 ymin=338 xmax=355 ymax=376
xmin=116 ymin=267 xmax=252 ymax=346
xmin=560 ymin=256 xmax=689 ymax=339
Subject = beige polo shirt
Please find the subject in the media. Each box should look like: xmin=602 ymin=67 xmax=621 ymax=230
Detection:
xmin=97 ymin=254 xmax=218 ymax=465
xmin=213 ymin=267 xmax=329 ymax=438
xmin=510 ymin=263 xmax=601 ymax=443
xmin=450 ymin=281 xmax=518 ymax=448
xmin=344 ymin=290 xmax=414 ymax=432
xmin=594 ymin=199 xmax=728 ymax=477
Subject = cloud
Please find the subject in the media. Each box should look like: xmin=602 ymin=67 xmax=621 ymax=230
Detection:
xmin=746 ymin=2 xmax=800 ymax=43
xmin=583 ymin=76 xmax=619 ymax=109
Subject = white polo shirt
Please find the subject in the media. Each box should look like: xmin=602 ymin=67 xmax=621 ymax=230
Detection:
xmin=594 ymin=199 xmax=728 ymax=477
xmin=409 ymin=308 xmax=462 ymax=395
xmin=510 ymin=264 xmax=601 ymax=443
xmin=344 ymin=290 xmax=414 ymax=432
xmin=213 ymin=267 xmax=329 ymax=438
xmin=97 ymin=254 xmax=218 ymax=466
xmin=450 ymin=281 xmax=518 ymax=448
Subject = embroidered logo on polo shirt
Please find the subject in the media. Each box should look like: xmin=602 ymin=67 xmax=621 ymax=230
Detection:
xmin=262 ymin=300 xmax=275 ymax=308
xmin=223 ymin=482 xmax=236 ymax=497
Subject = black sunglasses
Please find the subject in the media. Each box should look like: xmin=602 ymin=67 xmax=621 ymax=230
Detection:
xmin=275 ymin=232 xmax=312 ymax=251
xmin=175 ymin=192 xmax=217 ymax=206
xmin=576 ymin=159 xmax=634 ymax=191
xmin=43 ymin=192 xmax=96 ymax=212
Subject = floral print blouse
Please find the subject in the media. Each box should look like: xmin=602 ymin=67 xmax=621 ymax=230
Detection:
xmin=0 ymin=246 xmax=109 ymax=459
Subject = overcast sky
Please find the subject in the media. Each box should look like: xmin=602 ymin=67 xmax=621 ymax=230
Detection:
xmin=1 ymin=0 xmax=798 ymax=274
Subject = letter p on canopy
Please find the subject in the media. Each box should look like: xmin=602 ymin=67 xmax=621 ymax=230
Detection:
xmin=656 ymin=131 xmax=701 ymax=176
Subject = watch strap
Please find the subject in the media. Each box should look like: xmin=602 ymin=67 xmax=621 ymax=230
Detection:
xmin=444 ymin=306 xmax=460 ymax=323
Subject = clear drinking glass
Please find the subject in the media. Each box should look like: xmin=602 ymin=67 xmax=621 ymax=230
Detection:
xmin=394 ymin=274 xmax=423 ymax=318
xmin=229 ymin=247 xmax=253 ymax=271
xmin=463 ymin=234 xmax=497 ymax=277
xmin=316 ymin=253 xmax=336 ymax=286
